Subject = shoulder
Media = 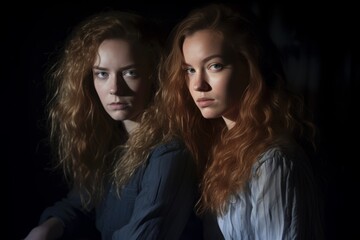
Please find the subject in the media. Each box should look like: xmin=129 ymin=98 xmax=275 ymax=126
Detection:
xmin=150 ymin=138 xmax=190 ymax=158
xmin=254 ymin=140 xmax=309 ymax=175
xmin=147 ymin=138 xmax=193 ymax=168
xmin=142 ymin=138 xmax=196 ymax=182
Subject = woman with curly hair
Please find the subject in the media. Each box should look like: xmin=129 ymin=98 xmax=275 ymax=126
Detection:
xmin=25 ymin=10 xmax=201 ymax=240
xmin=151 ymin=3 xmax=324 ymax=239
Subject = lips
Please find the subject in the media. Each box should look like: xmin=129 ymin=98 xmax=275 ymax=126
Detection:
xmin=196 ymin=98 xmax=214 ymax=108
xmin=109 ymin=102 xmax=130 ymax=110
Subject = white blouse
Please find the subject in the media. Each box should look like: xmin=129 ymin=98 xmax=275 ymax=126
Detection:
xmin=217 ymin=144 xmax=322 ymax=240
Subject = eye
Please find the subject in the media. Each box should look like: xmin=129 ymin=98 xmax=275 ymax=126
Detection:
xmin=184 ymin=67 xmax=195 ymax=75
xmin=93 ymin=71 xmax=109 ymax=80
xmin=123 ymin=69 xmax=139 ymax=78
xmin=209 ymin=63 xmax=223 ymax=71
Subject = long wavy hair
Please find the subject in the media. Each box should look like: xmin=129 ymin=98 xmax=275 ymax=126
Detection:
xmin=159 ymin=3 xmax=317 ymax=215
xmin=46 ymin=10 xmax=163 ymax=208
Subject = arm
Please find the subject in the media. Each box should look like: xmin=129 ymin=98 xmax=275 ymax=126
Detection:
xmin=24 ymin=217 xmax=63 ymax=240
xmin=250 ymin=147 xmax=324 ymax=240
xmin=113 ymin=140 xmax=198 ymax=240
xmin=25 ymin=190 xmax=98 ymax=239
xmin=250 ymin=150 xmax=298 ymax=239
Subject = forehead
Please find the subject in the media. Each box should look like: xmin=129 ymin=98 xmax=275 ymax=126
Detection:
xmin=95 ymin=39 xmax=144 ymax=66
xmin=182 ymin=29 xmax=233 ymax=62
xmin=98 ymin=39 xmax=134 ymax=56
xmin=183 ymin=29 xmax=223 ymax=49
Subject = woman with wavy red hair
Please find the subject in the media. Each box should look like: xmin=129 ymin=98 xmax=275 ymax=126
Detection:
xmin=24 ymin=10 xmax=201 ymax=240
xmin=155 ymin=3 xmax=324 ymax=239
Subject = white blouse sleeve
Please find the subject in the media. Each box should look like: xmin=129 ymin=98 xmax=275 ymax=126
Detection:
xmin=250 ymin=149 xmax=298 ymax=239
xmin=218 ymin=148 xmax=303 ymax=240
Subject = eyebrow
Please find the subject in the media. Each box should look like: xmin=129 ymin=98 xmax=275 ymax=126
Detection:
xmin=183 ymin=54 xmax=224 ymax=66
xmin=92 ymin=64 xmax=138 ymax=71
xmin=92 ymin=66 xmax=108 ymax=71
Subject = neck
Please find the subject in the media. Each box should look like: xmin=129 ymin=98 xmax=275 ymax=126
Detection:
xmin=222 ymin=116 xmax=235 ymax=130
xmin=123 ymin=120 xmax=140 ymax=134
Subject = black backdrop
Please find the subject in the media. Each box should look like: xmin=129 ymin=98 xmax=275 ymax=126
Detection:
xmin=8 ymin=1 xmax=358 ymax=239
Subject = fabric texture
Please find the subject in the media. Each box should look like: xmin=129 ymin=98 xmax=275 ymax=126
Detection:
xmin=217 ymin=141 xmax=321 ymax=240
xmin=40 ymin=139 xmax=202 ymax=240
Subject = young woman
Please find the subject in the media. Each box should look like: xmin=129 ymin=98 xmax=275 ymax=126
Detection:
xmin=25 ymin=10 xmax=201 ymax=240
xmin=155 ymin=3 xmax=324 ymax=239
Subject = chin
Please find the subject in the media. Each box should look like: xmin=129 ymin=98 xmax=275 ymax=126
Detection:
xmin=110 ymin=114 xmax=127 ymax=121
xmin=200 ymin=112 xmax=220 ymax=119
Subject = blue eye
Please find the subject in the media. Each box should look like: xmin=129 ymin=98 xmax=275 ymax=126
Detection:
xmin=123 ymin=69 xmax=138 ymax=78
xmin=94 ymin=71 xmax=109 ymax=79
xmin=209 ymin=63 xmax=223 ymax=71
xmin=185 ymin=67 xmax=195 ymax=75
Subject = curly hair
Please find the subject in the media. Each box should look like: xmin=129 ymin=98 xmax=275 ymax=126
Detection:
xmin=154 ymin=3 xmax=316 ymax=216
xmin=46 ymin=10 xmax=163 ymax=208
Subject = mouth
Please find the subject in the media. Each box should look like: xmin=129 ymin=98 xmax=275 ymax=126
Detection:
xmin=196 ymin=98 xmax=214 ymax=108
xmin=109 ymin=102 xmax=130 ymax=110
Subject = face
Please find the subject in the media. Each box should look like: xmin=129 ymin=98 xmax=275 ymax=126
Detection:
xmin=93 ymin=39 xmax=152 ymax=122
xmin=182 ymin=29 xmax=248 ymax=126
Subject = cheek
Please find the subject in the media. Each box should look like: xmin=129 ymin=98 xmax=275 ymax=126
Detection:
xmin=97 ymin=91 xmax=107 ymax=105
xmin=227 ymin=71 xmax=247 ymax=100
xmin=133 ymin=80 xmax=152 ymax=102
xmin=126 ymin=79 xmax=145 ymax=92
xmin=186 ymin=81 xmax=196 ymax=99
xmin=93 ymin=83 xmax=104 ymax=99
xmin=185 ymin=77 xmax=195 ymax=94
xmin=184 ymin=76 xmax=190 ymax=90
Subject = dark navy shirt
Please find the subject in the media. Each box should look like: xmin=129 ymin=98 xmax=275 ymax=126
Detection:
xmin=40 ymin=140 xmax=202 ymax=240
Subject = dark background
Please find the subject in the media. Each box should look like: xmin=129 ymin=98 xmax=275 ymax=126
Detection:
xmin=8 ymin=1 xmax=358 ymax=239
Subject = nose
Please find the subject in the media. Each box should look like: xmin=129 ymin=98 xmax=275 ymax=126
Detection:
xmin=193 ymin=70 xmax=211 ymax=91
xmin=109 ymin=74 xmax=127 ymax=95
